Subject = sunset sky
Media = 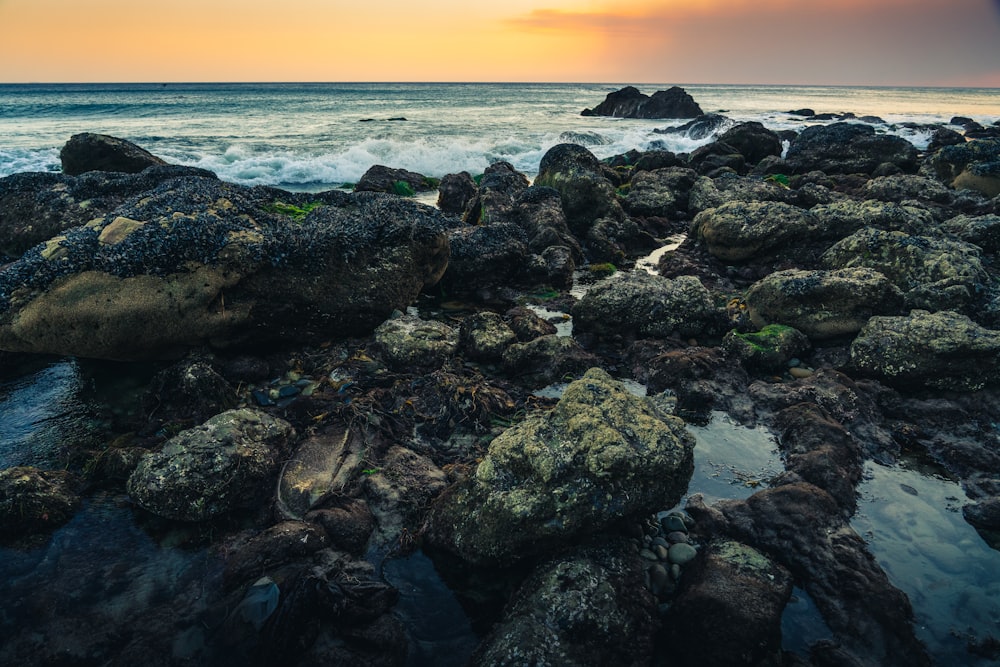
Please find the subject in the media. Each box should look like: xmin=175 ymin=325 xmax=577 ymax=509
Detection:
xmin=1 ymin=0 xmax=999 ymax=86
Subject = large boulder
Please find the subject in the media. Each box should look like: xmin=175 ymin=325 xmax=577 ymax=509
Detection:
xmin=127 ymin=408 xmax=295 ymax=521
xmin=581 ymin=86 xmax=703 ymax=119
xmin=809 ymin=199 xmax=937 ymax=237
xmin=60 ymin=132 xmax=169 ymax=176
xmin=501 ymin=334 xmax=601 ymax=388
xmin=373 ymin=312 xmax=459 ymax=371
xmin=746 ymin=268 xmax=905 ymax=339
xmin=929 ymin=138 xmax=1000 ymax=197
xmin=0 ymin=166 xmax=217 ymax=261
xmin=461 ymin=161 xmax=529 ymax=226
xmin=784 ymin=123 xmax=919 ymax=175
xmin=354 ymin=164 xmax=434 ymax=195
xmin=820 ymin=227 xmax=991 ymax=314
xmin=435 ymin=171 xmax=477 ymax=214
xmin=849 ymin=309 xmax=1000 ymax=391
xmin=472 ymin=540 xmax=657 ymax=666
xmin=691 ymin=200 xmax=823 ymax=262
xmin=533 ymin=143 xmax=622 ymax=235
xmin=622 ymin=167 xmax=698 ymax=219
xmin=0 ymin=181 xmax=450 ymax=360
xmin=0 ymin=466 xmax=82 ymax=537
xmin=716 ymin=121 xmax=784 ymax=166
xmin=572 ymin=271 xmax=721 ymax=340
xmin=424 ymin=368 xmax=695 ymax=565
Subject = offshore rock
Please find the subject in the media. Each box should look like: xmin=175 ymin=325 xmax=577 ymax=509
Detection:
xmin=60 ymin=132 xmax=168 ymax=176
xmin=784 ymin=123 xmax=919 ymax=175
xmin=659 ymin=539 xmax=793 ymax=667
xmin=849 ymin=309 xmax=1000 ymax=391
xmin=820 ymin=227 xmax=991 ymax=315
xmin=0 ymin=166 xmax=217 ymax=261
xmin=653 ymin=113 xmax=731 ymax=140
xmin=472 ymin=539 xmax=657 ymax=667
xmin=127 ymin=408 xmax=295 ymax=521
xmin=0 ymin=466 xmax=82 ymax=538
xmin=424 ymin=368 xmax=695 ymax=566
xmin=746 ymin=267 xmax=905 ymax=339
xmin=581 ymin=86 xmax=703 ymax=119
xmin=0 ymin=182 xmax=450 ymax=360
xmin=572 ymin=271 xmax=721 ymax=341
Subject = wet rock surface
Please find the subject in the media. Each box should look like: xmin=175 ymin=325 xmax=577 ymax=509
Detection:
xmin=2 ymin=127 xmax=1000 ymax=666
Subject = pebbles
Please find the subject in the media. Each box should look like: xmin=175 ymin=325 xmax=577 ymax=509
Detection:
xmin=638 ymin=509 xmax=698 ymax=601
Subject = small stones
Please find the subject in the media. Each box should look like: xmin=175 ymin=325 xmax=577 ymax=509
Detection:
xmin=668 ymin=542 xmax=698 ymax=565
xmin=638 ymin=509 xmax=699 ymax=602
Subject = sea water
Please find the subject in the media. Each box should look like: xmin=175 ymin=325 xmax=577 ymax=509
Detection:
xmin=2 ymin=82 xmax=998 ymax=188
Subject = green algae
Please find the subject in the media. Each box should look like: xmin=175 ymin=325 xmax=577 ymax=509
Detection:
xmin=263 ymin=200 xmax=324 ymax=221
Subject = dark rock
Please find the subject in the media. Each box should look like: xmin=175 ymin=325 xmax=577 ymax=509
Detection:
xmin=788 ymin=109 xmax=816 ymax=117
xmin=221 ymin=520 xmax=329 ymax=589
xmin=927 ymin=126 xmax=967 ymax=153
xmin=462 ymin=161 xmax=529 ymax=226
xmin=941 ymin=213 xmax=1000 ymax=253
xmin=501 ymin=334 xmax=600 ymax=388
xmin=746 ymin=267 xmax=905 ymax=339
xmin=691 ymin=200 xmax=824 ymax=263
xmin=60 ymin=132 xmax=168 ymax=176
xmin=436 ymin=171 xmax=477 ymax=214
xmin=473 ymin=539 xmax=657 ymax=666
xmin=785 ymin=123 xmax=919 ymax=175
xmin=572 ymin=271 xmax=721 ymax=341
xmin=459 ymin=311 xmax=518 ymax=362
xmin=622 ymin=167 xmax=698 ymax=218
xmin=437 ymin=222 xmax=531 ymax=298
xmin=660 ymin=539 xmax=793 ymax=667
xmin=126 ymin=408 xmax=295 ymax=521
xmin=504 ymin=306 xmax=558 ymax=342
xmin=849 ymin=309 xmax=1000 ymax=391
xmin=582 ymin=86 xmax=703 ymax=119
xmin=362 ymin=445 xmax=448 ymax=550
xmin=653 ymin=113 xmax=730 ymax=140
xmin=306 ymin=498 xmax=376 ymax=555
xmin=928 ymin=138 xmax=1000 ymax=197
xmin=717 ymin=121 xmax=784 ymax=166
xmin=644 ymin=346 xmax=753 ymax=423
xmin=809 ymin=199 xmax=937 ymax=236
xmin=722 ymin=324 xmax=811 ymax=373
xmin=142 ymin=357 xmax=238 ymax=428
xmin=0 ymin=184 xmax=450 ymax=360
xmin=373 ymin=313 xmax=459 ymax=372
xmin=862 ymin=174 xmax=953 ymax=204
xmin=534 ymin=143 xmax=622 ymax=235
xmin=633 ymin=150 xmax=683 ymax=172
xmin=424 ymin=368 xmax=695 ymax=566
xmin=510 ymin=186 xmax=582 ymax=260
xmin=0 ymin=466 xmax=82 ymax=538
xmin=963 ymin=496 xmax=1000 ymax=529
xmin=355 ymin=164 xmax=433 ymax=195
xmin=688 ymin=141 xmax=747 ymax=176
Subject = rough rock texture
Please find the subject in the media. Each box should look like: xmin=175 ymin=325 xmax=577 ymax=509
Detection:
xmin=533 ymin=143 xmax=622 ymax=235
xmin=784 ymin=123 xmax=919 ymax=175
xmin=127 ymin=408 xmax=295 ymax=521
xmin=809 ymin=199 xmax=936 ymax=237
xmin=691 ymin=200 xmax=824 ymax=262
xmin=501 ymin=334 xmax=601 ymax=388
xmin=820 ymin=227 xmax=991 ymax=314
xmin=862 ymin=174 xmax=953 ymax=204
xmin=462 ymin=161 xmax=530 ymax=226
xmin=746 ymin=268 xmax=905 ymax=339
xmin=60 ymin=132 xmax=168 ymax=176
xmin=424 ymin=368 xmax=695 ymax=566
xmin=0 ymin=166 xmax=217 ymax=261
xmin=572 ymin=272 xmax=721 ymax=340
xmin=722 ymin=324 xmax=811 ymax=372
xmin=581 ymin=86 xmax=703 ymax=119
xmin=929 ymin=138 xmax=1000 ymax=197
xmin=354 ymin=164 xmax=433 ymax=194
xmin=659 ymin=539 xmax=793 ymax=667
xmin=0 ymin=466 xmax=81 ymax=537
xmin=471 ymin=539 xmax=657 ymax=667
xmin=623 ymin=167 xmax=698 ymax=219
xmin=373 ymin=313 xmax=459 ymax=371
xmin=436 ymin=171 xmax=477 ymax=214
xmin=941 ymin=213 xmax=1000 ymax=253
xmin=716 ymin=121 xmax=784 ymax=166
xmin=459 ymin=311 xmax=518 ymax=362
xmin=849 ymin=309 xmax=1000 ymax=391
xmin=0 ymin=182 xmax=450 ymax=360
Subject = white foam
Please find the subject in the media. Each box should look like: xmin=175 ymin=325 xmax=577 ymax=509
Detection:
xmin=0 ymin=148 xmax=61 ymax=178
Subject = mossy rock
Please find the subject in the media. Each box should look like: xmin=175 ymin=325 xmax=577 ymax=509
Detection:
xmin=723 ymin=324 xmax=810 ymax=371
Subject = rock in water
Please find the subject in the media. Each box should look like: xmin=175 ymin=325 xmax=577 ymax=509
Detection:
xmin=424 ymin=368 xmax=695 ymax=566
xmin=60 ymin=132 xmax=169 ymax=175
xmin=0 ymin=180 xmax=450 ymax=360
xmin=582 ymin=86 xmax=703 ymax=119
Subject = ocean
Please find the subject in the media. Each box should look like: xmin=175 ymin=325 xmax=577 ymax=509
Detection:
xmin=2 ymin=82 xmax=998 ymax=189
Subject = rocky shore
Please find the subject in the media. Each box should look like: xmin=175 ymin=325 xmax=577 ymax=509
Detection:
xmin=2 ymin=100 xmax=1000 ymax=667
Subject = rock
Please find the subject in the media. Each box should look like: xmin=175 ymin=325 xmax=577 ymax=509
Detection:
xmin=436 ymin=171 xmax=477 ymax=214
xmin=221 ymin=521 xmax=329 ymax=588
xmin=691 ymin=200 xmax=823 ymax=262
xmin=501 ymin=334 xmax=601 ymax=387
xmin=659 ymin=539 xmax=793 ymax=667
xmin=462 ymin=161 xmax=529 ymax=226
xmin=276 ymin=422 xmax=366 ymax=520
xmin=305 ymin=498 xmax=376 ymax=555
xmin=716 ymin=121 xmax=784 ymax=166
xmin=0 ymin=466 xmax=81 ymax=537
xmin=60 ymin=132 xmax=168 ymax=175
xmin=962 ymin=496 xmax=1000 ymax=529
xmin=141 ymin=356 xmax=238 ymax=428
xmin=424 ymin=368 xmax=695 ymax=565
xmin=862 ymin=174 xmax=953 ymax=204
xmin=127 ymin=408 xmax=295 ymax=521
xmin=784 ymin=123 xmax=919 ymax=175
xmin=929 ymin=138 xmax=1000 ymax=197
xmin=362 ymin=445 xmax=448 ymax=549
xmin=849 ymin=309 xmax=1000 ymax=391
xmin=722 ymin=323 xmax=811 ymax=372
xmin=533 ymin=143 xmax=622 ymax=235
xmin=572 ymin=271 xmax=721 ymax=340
xmin=653 ymin=113 xmax=730 ymax=140
xmin=581 ymin=85 xmax=703 ymax=119
xmin=809 ymin=199 xmax=937 ymax=237
xmin=354 ymin=164 xmax=434 ymax=195
xmin=509 ymin=186 xmax=583 ymax=260
xmin=459 ymin=311 xmax=518 ymax=362
xmin=686 ymin=172 xmax=805 ymax=215
xmin=820 ymin=227 xmax=991 ymax=314
xmin=0 ymin=166 xmax=217 ymax=262
xmin=746 ymin=268 xmax=905 ymax=339
xmin=0 ymin=184 xmax=450 ymax=360
xmin=643 ymin=345 xmax=754 ymax=423
xmin=688 ymin=141 xmax=747 ymax=176
xmin=505 ymin=306 xmax=558 ymax=341
xmin=622 ymin=167 xmax=698 ymax=219
xmin=471 ymin=539 xmax=657 ymax=667
xmin=373 ymin=312 xmax=459 ymax=371
xmin=941 ymin=214 xmax=1000 ymax=253
xmin=927 ymin=126 xmax=967 ymax=153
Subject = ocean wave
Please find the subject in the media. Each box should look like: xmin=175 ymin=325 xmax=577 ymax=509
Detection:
xmin=0 ymin=148 xmax=61 ymax=178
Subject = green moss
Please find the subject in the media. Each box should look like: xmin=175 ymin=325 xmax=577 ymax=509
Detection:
xmin=392 ymin=180 xmax=416 ymax=197
xmin=588 ymin=262 xmax=618 ymax=278
xmin=263 ymin=200 xmax=324 ymax=221
xmin=765 ymin=173 xmax=790 ymax=188
xmin=615 ymin=184 xmax=631 ymax=197
xmin=732 ymin=324 xmax=799 ymax=352
xmin=422 ymin=176 xmax=441 ymax=189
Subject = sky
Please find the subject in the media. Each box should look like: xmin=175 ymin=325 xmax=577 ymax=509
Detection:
xmin=1 ymin=0 xmax=999 ymax=86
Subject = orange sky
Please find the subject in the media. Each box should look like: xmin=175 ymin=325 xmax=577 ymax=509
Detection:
xmin=1 ymin=0 xmax=999 ymax=86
